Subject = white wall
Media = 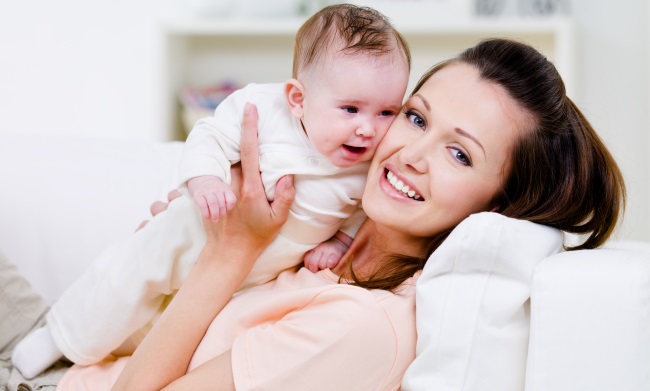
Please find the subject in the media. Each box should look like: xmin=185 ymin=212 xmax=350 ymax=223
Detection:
xmin=0 ymin=0 xmax=648 ymax=241
xmin=0 ymin=0 xmax=174 ymax=141
xmin=569 ymin=0 xmax=649 ymax=241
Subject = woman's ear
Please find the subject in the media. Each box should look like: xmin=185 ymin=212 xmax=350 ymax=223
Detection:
xmin=285 ymin=79 xmax=305 ymax=119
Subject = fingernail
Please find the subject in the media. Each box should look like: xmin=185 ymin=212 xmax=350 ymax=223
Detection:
xmin=244 ymin=102 xmax=251 ymax=114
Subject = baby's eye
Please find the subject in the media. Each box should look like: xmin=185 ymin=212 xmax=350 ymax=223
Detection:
xmin=342 ymin=106 xmax=358 ymax=114
xmin=379 ymin=110 xmax=396 ymax=117
xmin=448 ymin=147 xmax=472 ymax=166
xmin=405 ymin=110 xmax=425 ymax=129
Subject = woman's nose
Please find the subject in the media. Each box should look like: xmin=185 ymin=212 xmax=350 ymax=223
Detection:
xmin=399 ymin=139 xmax=428 ymax=174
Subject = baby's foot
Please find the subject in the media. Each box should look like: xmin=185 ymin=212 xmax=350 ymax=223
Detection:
xmin=12 ymin=325 xmax=63 ymax=379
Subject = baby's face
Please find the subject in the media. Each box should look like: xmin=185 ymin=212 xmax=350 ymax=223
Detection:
xmin=298 ymin=53 xmax=409 ymax=168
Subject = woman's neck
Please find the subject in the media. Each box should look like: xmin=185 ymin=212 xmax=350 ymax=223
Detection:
xmin=331 ymin=219 xmax=430 ymax=279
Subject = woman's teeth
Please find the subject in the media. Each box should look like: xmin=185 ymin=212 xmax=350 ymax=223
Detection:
xmin=386 ymin=170 xmax=421 ymax=200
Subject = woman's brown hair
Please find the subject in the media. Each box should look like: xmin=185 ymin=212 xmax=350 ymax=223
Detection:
xmin=351 ymin=38 xmax=626 ymax=292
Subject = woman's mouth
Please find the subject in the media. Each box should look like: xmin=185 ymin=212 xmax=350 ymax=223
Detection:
xmin=385 ymin=169 xmax=422 ymax=200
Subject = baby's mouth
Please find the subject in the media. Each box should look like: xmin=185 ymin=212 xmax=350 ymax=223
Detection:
xmin=385 ymin=169 xmax=423 ymax=200
xmin=343 ymin=145 xmax=366 ymax=155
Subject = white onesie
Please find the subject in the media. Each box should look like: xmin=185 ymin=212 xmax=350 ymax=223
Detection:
xmin=46 ymin=83 xmax=369 ymax=365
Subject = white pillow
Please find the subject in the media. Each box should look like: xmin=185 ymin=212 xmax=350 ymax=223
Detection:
xmin=402 ymin=212 xmax=563 ymax=391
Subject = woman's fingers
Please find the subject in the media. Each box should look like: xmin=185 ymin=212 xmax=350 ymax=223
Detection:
xmin=167 ymin=189 xmax=182 ymax=203
xmin=150 ymin=200 xmax=169 ymax=217
xmin=238 ymin=101 xmax=294 ymax=227
xmin=136 ymin=189 xmax=183 ymax=232
xmin=240 ymin=103 xmax=262 ymax=187
xmin=270 ymin=174 xmax=295 ymax=226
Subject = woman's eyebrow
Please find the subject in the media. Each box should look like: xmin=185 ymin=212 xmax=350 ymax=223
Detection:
xmin=412 ymin=94 xmax=431 ymax=112
xmin=455 ymin=127 xmax=486 ymax=157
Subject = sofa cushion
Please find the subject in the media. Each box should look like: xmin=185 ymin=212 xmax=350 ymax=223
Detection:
xmin=525 ymin=248 xmax=650 ymax=391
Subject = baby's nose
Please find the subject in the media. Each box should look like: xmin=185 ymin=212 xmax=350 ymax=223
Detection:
xmin=355 ymin=121 xmax=375 ymax=137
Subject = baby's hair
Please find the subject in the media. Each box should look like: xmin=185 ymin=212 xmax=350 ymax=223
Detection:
xmin=293 ymin=4 xmax=411 ymax=78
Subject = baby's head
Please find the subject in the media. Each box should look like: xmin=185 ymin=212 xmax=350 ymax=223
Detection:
xmin=285 ymin=4 xmax=411 ymax=168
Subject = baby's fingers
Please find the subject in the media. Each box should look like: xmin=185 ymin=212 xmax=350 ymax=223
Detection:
xmin=203 ymin=192 xmax=223 ymax=222
xmin=303 ymin=250 xmax=321 ymax=273
xmin=318 ymin=255 xmax=332 ymax=271
xmin=325 ymin=254 xmax=340 ymax=269
xmin=193 ymin=194 xmax=211 ymax=220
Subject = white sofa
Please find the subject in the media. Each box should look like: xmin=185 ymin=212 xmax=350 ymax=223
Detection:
xmin=1 ymin=133 xmax=648 ymax=390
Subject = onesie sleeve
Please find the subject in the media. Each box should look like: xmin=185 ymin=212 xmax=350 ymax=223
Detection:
xmin=231 ymin=287 xmax=399 ymax=391
xmin=178 ymin=86 xmax=249 ymax=186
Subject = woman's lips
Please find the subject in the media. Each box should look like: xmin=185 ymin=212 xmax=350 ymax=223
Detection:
xmin=382 ymin=167 xmax=424 ymax=201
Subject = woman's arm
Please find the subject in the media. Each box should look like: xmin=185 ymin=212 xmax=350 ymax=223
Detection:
xmin=112 ymin=103 xmax=295 ymax=391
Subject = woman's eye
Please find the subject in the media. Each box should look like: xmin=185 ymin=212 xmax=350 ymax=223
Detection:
xmin=449 ymin=147 xmax=472 ymax=166
xmin=405 ymin=110 xmax=425 ymax=129
xmin=342 ymin=106 xmax=358 ymax=114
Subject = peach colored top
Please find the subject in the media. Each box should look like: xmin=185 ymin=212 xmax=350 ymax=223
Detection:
xmin=57 ymin=268 xmax=417 ymax=391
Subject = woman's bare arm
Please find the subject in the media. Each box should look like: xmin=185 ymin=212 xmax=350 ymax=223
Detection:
xmin=112 ymin=103 xmax=295 ymax=391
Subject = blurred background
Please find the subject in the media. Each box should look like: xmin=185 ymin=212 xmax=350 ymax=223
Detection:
xmin=0 ymin=0 xmax=647 ymax=242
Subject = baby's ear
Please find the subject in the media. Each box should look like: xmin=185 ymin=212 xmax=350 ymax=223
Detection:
xmin=285 ymin=79 xmax=305 ymax=119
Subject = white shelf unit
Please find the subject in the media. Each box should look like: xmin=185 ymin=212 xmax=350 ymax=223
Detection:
xmin=157 ymin=16 xmax=575 ymax=140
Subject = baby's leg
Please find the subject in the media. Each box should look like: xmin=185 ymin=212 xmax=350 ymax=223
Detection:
xmin=13 ymin=195 xmax=205 ymax=376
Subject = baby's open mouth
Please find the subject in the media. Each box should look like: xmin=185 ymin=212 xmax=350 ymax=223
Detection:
xmin=343 ymin=145 xmax=366 ymax=154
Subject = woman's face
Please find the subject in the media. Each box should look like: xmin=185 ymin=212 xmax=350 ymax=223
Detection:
xmin=362 ymin=62 xmax=531 ymax=238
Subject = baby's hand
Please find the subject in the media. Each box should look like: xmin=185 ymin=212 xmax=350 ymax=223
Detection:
xmin=303 ymin=231 xmax=353 ymax=273
xmin=187 ymin=175 xmax=237 ymax=222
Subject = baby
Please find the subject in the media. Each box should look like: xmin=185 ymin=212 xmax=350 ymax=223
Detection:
xmin=12 ymin=4 xmax=411 ymax=379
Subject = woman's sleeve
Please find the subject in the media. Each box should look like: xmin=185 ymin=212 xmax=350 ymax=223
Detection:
xmin=230 ymin=287 xmax=399 ymax=391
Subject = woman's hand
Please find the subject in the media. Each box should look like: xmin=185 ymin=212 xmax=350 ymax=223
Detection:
xmin=201 ymin=103 xmax=295 ymax=264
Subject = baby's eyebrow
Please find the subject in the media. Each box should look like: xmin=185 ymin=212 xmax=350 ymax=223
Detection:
xmin=336 ymin=98 xmax=363 ymax=105
xmin=384 ymin=105 xmax=402 ymax=112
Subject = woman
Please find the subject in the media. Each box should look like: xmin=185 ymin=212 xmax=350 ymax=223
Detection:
xmin=43 ymin=38 xmax=627 ymax=389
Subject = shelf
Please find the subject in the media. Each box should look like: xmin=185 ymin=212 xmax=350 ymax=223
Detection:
xmin=163 ymin=16 xmax=572 ymax=36
xmin=156 ymin=16 xmax=575 ymax=140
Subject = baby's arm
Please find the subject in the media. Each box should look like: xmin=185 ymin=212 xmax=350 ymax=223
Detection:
xmin=187 ymin=175 xmax=237 ymax=221
xmin=179 ymin=87 xmax=252 ymax=220
xmin=303 ymin=231 xmax=354 ymax=273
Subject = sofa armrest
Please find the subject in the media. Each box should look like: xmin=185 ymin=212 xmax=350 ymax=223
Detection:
xmin=526 ymin=248 xmax=650 ymax=391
